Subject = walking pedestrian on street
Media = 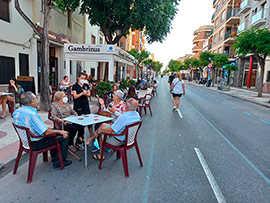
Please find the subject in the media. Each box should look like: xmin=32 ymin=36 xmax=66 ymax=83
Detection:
xmin=168 ymin=72 xmax=175 ymax=87
xmin=170 ymin=74 xmax=185 ymax=112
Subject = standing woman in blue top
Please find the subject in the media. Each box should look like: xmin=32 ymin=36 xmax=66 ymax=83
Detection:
xmin=72 ymin=72 xmax=91 ymax=116
xmin=170 ymin=74 xmax=185 ymax=112
xmin=0 ymin=77 xmax=22 ymax=119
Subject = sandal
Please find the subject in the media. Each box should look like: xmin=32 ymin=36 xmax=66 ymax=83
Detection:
xmin=69 ymin=145 xmax=77 ymax=153
xmin=1 ymin=114 xmax=6 ymax=119
xmin=92 ymin=154 xmax=104 ymax=160
xmin=76 ymin=143 xmax=85 ymax=151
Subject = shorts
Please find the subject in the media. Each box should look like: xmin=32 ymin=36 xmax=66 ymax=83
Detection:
xmin=172 ymin=93 xmax=182 ymax=98
xmin=106 ymin=136 xmax=125 ymax=146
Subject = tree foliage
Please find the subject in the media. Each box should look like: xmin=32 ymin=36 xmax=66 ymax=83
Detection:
xmin=168 ymin=59 xmax=184 ymax=72
xmin=190 ymin=58 xmax=201 ymax=69
xmin=57 ymin=0 xmax=180 ymax=44
xmin=128 ymin=49 xmax=150 ymax=65
xmin=223 ymin=64 xmax=239 ymax=71
xmin=199 ymin=51 xmax=214 ymax=67
xmin=233 ymin=27 xmax=270 ymax=96
xmin=212 ymin=54 xmax=228 ymax=68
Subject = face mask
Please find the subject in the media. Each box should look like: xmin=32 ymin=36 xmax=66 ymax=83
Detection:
xmin=80 ymin=79 xmax=85 ymax=84
xmin=62 ymin=97 xmax=68 ymax=104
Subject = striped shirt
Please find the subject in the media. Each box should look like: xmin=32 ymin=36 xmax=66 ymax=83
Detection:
xmin=13 ymin=106 xmax=48 ymax=141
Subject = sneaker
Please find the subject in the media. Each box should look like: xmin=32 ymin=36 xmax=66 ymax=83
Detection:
xmin=173 ymin=106 xmax=176 ymax=111
xmin=69 ymin=145 xmax=77 ymax=153
xmin=75 ymin=143 xmax=85 ymax=151
xmin=90 ymin=146 xmax=100 ymax=153
xmin=104 ymin=147 xmax=112 ymax=152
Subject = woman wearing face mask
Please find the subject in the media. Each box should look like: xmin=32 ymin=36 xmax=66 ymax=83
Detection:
xmin=51 ymin=91 xmax=85 ymax=152
xmin=72 ymin=72 xmax=91 ymax=116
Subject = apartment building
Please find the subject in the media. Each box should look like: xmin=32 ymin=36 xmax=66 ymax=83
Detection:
xmin=192 ymin=25 xmax=213 ymax=58
xmin=235 ymin=0 xmax=270 ymax=91
xmin=130 ymin=30 xmax=145 ymax=52
xmin=209 ymin=0 xmax=241 ymax=60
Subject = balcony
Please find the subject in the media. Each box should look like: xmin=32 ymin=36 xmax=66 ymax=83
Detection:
xmin=192 ymin=45 xmax=201 ymax=53
xmin=251 ymin=10 xmax=267 ymax=27
xmin=224 ymin=30 xmax=237 ymax=44
xmin=226 ymin=8 xmax=240 ymax=24
xmin=209 ymin=29 xmax=213 ymax=36
xmin=209 ymin=43 xmax=213 ymax=50
xmin=213 ymin=0 xmax=217 ymax=5
xmin=224 ymin=48 xmax=236 ymax=59
xmin=239 ymin=0 xmax=251 ymax=14
xmin=237 ymin=22 xmax=246 ymax=34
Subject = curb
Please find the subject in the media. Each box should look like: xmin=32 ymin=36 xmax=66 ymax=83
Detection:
xmin=188 ymin=82 xmax=270 ymax=109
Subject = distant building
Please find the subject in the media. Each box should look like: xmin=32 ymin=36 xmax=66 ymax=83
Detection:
xmin=192 ymin=25 xmax=213 ymax=58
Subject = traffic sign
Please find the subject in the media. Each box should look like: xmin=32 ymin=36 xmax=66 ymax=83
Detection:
xmin=208 ymin=63 xmax=213 ymax=68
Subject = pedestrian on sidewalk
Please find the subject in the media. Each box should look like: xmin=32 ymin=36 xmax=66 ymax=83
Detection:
xmin=170 ymin=74 xmax=185 ymax=112
xmin=13 ymin=91 xmax=72 ymax=168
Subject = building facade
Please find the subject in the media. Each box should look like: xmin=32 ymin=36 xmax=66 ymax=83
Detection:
xmin=235 ymin=0 xmax=270 ymax=91
xmin=209 ymin=0 xmax=241 ymax=60
xmin=192 ymin=25 xmax=213 ymax=58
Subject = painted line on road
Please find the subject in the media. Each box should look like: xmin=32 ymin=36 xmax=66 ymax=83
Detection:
xmin=221 ymin=102 xmax=227 ymax=105
xmin=194 ymin=148 xmax=227 ymax=203
xmin=177 ymin=109 xmax=183 ymax=118
xmin=186 ymin=98 xmax=270 ymax=185
xmin=243 ymin=112 xmax=252 ymax=116
xmin=231 ymin=106 xmax=238 ymax=110
xmin=259 ymin=119 xmax=270 ymax=125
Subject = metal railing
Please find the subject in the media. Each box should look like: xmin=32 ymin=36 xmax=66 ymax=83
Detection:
xmin=226 ymin=8 xmax=240 ymax=20
xmin=251 ymin=10 xmax=266 ymax=24
xmin=240 ymin=0 xmax=249 ymax=10
xmin=237 ymin=22 xmax=245 ymax=33
xmin=209 ymin=44 xmax=212 ymax=50
xmin=224 ymin=30 xmax=236 ymax=40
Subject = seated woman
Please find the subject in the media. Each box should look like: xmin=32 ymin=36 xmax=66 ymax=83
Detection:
xmin=106 ymin=84 xmax=118 ymax=103
xmin=98 ymin=90 xmax=126 ymax=122
xmin=0 ymin=77 xmax=22 ymax=119
xmin=124 ymin=85 xmax=138 ymax=101
xmin=59 ymin=76 xmax=71 ymax=91
xmin=51 ymin=91 xmax=85 ymax=152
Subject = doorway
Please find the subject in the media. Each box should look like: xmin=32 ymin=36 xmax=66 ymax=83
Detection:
xmin=19 ymin=53 xmax=29 ymax=76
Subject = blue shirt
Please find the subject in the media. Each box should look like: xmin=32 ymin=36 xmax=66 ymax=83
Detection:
xmin=13 ymin=106 xmax=48 ymax=141
xmin=111 ymin=111 xmax=141 ymax=141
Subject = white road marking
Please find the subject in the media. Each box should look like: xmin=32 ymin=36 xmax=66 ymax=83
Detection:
xmin=194 ymin=147 xmax=227 ymax=203
xmin=177 ymin=109 xmax=183 ymax=118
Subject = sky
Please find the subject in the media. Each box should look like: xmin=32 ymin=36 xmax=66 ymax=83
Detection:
xmin=145 ymin=0 xmax=214 ymax=68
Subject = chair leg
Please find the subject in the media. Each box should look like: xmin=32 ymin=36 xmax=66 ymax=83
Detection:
xmin=139 ymin=107 xmax=142 ymax=117
xmin=13 ymin=146 xmax=23 ymax=174
xmin=27 ymin=152 xmax=38 ymax=184
xmin=56 ymin=144 xmax=64 ymax=170
xmin=144 ymin=107 xmax=147 ymax=115
xmin=148 ymin=105 xmax=152 ymax=117
xmin=116 ymin=151 xmax=121 ymax=159
xmin=98 ymin=144 xmax=105 ymax=170
xmin=121 ymin=150 xmax=129 ymax=177
xmin=43 ymin=152 xmax=48 ymax=162
xmin=135 ymin=143 xmax=143 ymax=167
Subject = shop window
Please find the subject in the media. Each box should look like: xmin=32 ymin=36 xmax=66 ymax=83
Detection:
xmin=0 ymin=0 xmax=10 ymax=23
xmin=100 ymin=37 xmax=103 ymax=44
xmin=267 ymin=71 xmax=270 ymax=82
xmin=91 ymin=35 xmax=96 ymax=44
xmin=0 ymin=55 xmax=15 ymax=84
xmin=120 ymin=41 xmax=124 ymax=48
xmin=67 ymin=9 xmax=72 ymax=28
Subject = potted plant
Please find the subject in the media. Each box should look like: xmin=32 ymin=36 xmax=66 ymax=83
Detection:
xmin=96 ymin=81 xmax=112 ymax=99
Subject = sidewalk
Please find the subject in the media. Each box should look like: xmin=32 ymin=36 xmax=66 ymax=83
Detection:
xmin=187 ymin=81 xmax=270 ymax=108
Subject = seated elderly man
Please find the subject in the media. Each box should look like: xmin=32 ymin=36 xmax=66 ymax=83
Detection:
xmin=13 ymin=91 xmax=72 ymax=168
xmin=88 ymin=98 xmax=141 ymax=160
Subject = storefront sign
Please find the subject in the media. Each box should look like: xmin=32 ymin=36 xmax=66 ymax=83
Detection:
xmin=64 ymin=44 xmax=115 ymax=54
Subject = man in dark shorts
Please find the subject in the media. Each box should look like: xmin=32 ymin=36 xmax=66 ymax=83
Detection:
xmin=169 ymin=73 xmax=175 ymax=86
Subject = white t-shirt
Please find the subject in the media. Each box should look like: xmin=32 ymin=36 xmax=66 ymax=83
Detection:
xmin=172 ymin=78 xmax=184 ymax=94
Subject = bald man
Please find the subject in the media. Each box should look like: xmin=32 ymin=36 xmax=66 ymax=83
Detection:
xmin=88 ymin=98 xmax=141 ymax=160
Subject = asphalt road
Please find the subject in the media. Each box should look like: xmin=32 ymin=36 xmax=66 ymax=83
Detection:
xmin=0 ymin=77 xmax=270 ymax=203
